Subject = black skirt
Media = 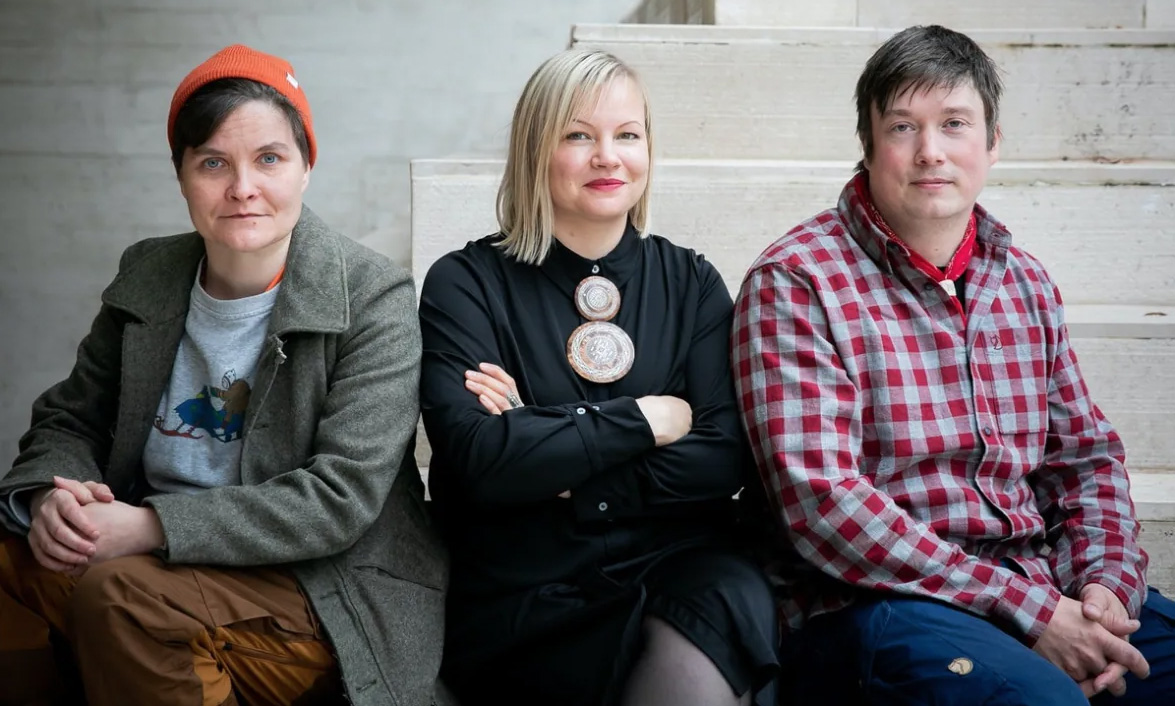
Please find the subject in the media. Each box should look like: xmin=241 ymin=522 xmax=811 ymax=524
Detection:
xmin=442 ymin=546 xmax=779 ymax=706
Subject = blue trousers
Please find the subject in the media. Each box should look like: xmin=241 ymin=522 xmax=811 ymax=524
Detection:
xmin=781 ymin=587 xmax=1175 ymax=705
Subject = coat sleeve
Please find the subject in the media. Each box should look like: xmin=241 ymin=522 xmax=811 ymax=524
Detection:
xmin=419 ymin=252 xmax=657 ymax=507
xmin=0 ymin=249 xmax=136 ymax=534
xmin=144 ymin=261 xmax=422 ymax=566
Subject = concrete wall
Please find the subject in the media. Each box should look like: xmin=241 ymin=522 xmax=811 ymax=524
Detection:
xmin=0 ymin=0 xmax=639 ymax=467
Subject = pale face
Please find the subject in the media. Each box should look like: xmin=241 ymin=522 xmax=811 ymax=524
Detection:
xmin=864 ymin=81 xmax=999 ymax=239
xmin=548 ymin=77 xmax=650 ymax=236
xmin=178 ymin=100 xmax=310 ymax=259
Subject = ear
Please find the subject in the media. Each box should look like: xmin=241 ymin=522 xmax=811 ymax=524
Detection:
xmin=988 ymin=123 xmax=1002 ymax=166
xmin=301 ymin=164 xmax=311 ymax=194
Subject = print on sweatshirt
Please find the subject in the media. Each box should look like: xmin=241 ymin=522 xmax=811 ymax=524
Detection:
xmin=153 ymin=369 xmax=251 ymax=443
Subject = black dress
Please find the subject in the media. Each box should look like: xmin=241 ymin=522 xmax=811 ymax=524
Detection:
xmin=419 ymin=224 xmax=778 ymax=706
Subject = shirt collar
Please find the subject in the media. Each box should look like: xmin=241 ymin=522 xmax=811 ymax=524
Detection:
xmin=539 ymin=220 xmax=642 ymax=294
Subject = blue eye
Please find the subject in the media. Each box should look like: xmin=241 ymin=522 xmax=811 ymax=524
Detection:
xmin=945 ymin=119 xmax=966 ymax=129
xmin=260 ymin=153 xmax=279 ymax=165
xmin=203 ymin=158 xmax=223 ymax=169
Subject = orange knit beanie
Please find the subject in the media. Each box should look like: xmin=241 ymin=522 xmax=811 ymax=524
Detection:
xmin=167 ymin=45 xmax=316 ymax=166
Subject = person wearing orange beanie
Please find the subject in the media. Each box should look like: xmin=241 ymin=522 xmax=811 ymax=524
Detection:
xmin=0 ymin=44 xmax=446 ymax=706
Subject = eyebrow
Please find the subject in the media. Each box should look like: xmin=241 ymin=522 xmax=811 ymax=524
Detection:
xmin=191 ymin=141 xmax=291 ymax=156
xmin=883 ymin=106 xmax=979 ymax=119
xmin=570 ymin=119 xmax=644 ymax=129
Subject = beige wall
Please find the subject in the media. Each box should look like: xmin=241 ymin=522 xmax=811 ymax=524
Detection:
xmin=0 ymin=0 xmax=640 ymax=466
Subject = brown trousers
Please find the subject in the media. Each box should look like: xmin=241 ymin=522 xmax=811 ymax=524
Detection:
xmin=0 ymin=531 xmax=341 ymax=706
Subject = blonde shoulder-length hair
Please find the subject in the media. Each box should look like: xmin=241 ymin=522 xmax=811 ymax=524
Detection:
xmin=496 ymin=48 xmax=653 ymax=265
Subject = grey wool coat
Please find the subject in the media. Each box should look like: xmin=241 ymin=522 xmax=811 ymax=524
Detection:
xmin=0 ymin=207 xmax=448 ymax=706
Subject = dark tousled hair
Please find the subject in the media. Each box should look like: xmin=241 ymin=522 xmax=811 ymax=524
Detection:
xmin=169 ymin=78 xmax=309 ymax=174
xmin=854 ymin=25 xmax=1003 ymax=171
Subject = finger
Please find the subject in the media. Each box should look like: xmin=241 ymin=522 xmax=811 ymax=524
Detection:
xmin=478 ymin=362 xmax=515 ymax=387
xmin=83 ymin=481 xmax=115 ymax=503
xmin=29 ymin=543 xmax=81 ymax=574
xmin=467 ymin=380 xmax=511 ymax=413
xmin=1094 ymin=663 xmax=1130 ymax=696
xmin=53 ymin=493 xmax=100 ymax=541
xmin=1082 ymin=599 xmax=1104 ymax=622
xmin=53 ymin=476 xmax=96 ymax=505
xmin=478 ymin=394 xmax=503 ymax=416
xmin=468 ymin=371 xmax=514 ymax=399
xmin=1076 ymin=677 xmax=1098 ymax=699
xmin=30 ymin=528 xmax=91 ymax=566
xmin=1102 ymin=613 xmax=1142 ymax=638
xmin=39 ymin=515 xmax=96 ymax=559
xmin=1100 ymin=633 xmax=1150 ymax=679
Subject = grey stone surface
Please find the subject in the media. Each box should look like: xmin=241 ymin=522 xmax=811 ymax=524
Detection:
xmin=0 ymin=0 xmax=639 ymax=466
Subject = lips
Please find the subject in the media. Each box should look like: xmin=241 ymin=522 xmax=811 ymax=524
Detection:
xmin=224 ymin=213 xmax=267 ymax=218
xmin=586 ymin=178 xmax=625 ymax=188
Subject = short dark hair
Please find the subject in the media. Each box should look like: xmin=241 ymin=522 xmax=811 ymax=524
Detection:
xmin=169 ymin=78 xmax=309 ymax=173
xmin=854 ymin=25 xmax=1002 ymax=171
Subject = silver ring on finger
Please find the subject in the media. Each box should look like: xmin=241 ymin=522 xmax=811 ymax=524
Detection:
xmin=505 ymin=391 xmax=523 ymax=409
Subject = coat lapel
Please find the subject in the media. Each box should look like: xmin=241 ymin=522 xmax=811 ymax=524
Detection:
xmin=101 ymin=234 xmax=203 ymax=496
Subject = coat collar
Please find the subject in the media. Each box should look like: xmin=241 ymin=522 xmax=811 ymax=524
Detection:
xmin=102 ymin=205 xmax=349 ymax=335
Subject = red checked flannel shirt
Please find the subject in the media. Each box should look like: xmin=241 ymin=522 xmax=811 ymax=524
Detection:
xmin=732 ymin=173 xmax=1147 ymax=643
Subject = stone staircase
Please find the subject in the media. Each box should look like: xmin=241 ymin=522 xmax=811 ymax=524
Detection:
xmin=410 ymin=1 xmax=1175 ymax=593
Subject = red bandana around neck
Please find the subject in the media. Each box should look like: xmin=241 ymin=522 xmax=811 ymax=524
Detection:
xmin=853 ymin=174 xmax=977 ymax=324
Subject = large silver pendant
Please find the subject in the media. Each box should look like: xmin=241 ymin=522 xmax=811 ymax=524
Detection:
xmin=567 ymin=276 xmax=634 ymax=383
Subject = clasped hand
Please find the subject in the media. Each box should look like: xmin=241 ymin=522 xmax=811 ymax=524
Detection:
xmin=28 ymin=476 xmax=162 ymax=574
xmin=1033 ymin=586 xmax=1150 ymax=698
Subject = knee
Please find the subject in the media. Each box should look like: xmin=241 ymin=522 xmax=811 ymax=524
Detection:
xmin=997 ymin=662 xmax=1087 ymax=706
xmin=69 ymin=555 xmax=161 ymax=630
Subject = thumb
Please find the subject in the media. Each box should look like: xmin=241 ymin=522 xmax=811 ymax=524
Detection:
xmin=1082 ymin=597 xmax=1104 ymax=622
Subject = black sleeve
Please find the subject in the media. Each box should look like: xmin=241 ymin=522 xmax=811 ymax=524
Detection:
xmin=570 ymin=260 xmax=747 ymax=520
xmin=419 ymin=252 xmax=656 ymax=507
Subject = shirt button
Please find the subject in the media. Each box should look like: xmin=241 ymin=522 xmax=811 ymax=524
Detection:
xmin=591 ymin=264 xmax=600 ymax=274
xmin=592 ymin=405 xmax=600 ymax=411
xmin=598 ymin=502 xmax=608 ymax=512
xmin=576 ymin=407 xmax=586 ymax=415
xmin=982 ymin=425 xmax=994 ymax=437
xmin=923 ymin=282 xmax=936 ymax=292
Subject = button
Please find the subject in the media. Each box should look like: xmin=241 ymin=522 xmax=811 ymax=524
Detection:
xmin=923 ymin=282 xmax=936 ymax=292
xmin=598 ymin=502 xmax=609 ymax=512
xmin=591 ymin=264 xmax=600 ymax=274
xmin=592 ymin=405 xmax=600 ymax=411
xmin=982 ymin=425 xmax=994 ymax=437
xmin=576 ymin=407 xmax=586 ymax=415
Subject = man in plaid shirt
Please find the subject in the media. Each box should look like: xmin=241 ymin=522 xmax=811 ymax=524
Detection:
xmin=733 ymin=25 xmax=1175 ymax=705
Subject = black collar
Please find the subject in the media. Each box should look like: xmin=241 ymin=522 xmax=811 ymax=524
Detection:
xmin=539 ymin=221 xmax=642 ymax=296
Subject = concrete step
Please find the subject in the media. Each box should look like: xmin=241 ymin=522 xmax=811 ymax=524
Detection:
xmin=569 ymin=25 xmax=1175 ymax=162
xmin=413 ymin=157 xmax=1175 ymax=469
xmin=411 ymin=159 xmax=1175 ymax=307
xmin=706 ymin=0 xmax=1175 ymax=29
xmin=411 ymin=157 xmax=1175 ymax=477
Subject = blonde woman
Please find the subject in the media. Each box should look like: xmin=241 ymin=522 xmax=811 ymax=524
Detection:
xmin=419 ymin=49 xmax=779 ymax=706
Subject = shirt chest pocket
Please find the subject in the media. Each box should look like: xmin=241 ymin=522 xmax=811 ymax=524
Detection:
xmin=983 ymin=327 xmax=1050 ymax=437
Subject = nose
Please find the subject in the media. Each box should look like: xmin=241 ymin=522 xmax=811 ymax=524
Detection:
xmin=591 ymin=137 xmax=621 ymax=169
xmin=226 ymin=166 xmax=260 ymax=201
xmin=915 ymin=130 xmax=946 ymax=166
